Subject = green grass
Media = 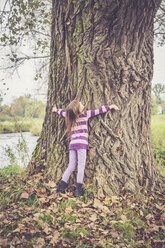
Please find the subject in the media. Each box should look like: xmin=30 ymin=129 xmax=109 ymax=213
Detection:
xmin=0 ymin=117 xmax=43 ymax=135
xmin=116 ymin=221 xmax=136 ymax=241
xmin=58 ymin=199 xmax=78 ymax=213
xmin=30 ymin=119 xmax=43 ymax=136
xmin=0 ymin=164 xmax=25 ymax=180
xmin=151 ymin=114 xmax=165 ymax=177
xmin=61 ymin=227 xmax=90 ymax=242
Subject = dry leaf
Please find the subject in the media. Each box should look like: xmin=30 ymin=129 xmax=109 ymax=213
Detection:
xmin=0 ymin=239 xmax=8 ymax=246
xmin=145 ymin=214 xmax=154 ymax=220
xmin=160 ymin=212 xmax=165 ymax=224
xmin=111 ymin=195 xmax=119 ymax=203
xmin=20 ymin=192 xmax=29 ymax=199
xmin=89 ymin=213 xmax=97 ymax=222
xmin=120 ymin=215 xmax=127 ymax=221
xmin=65 ymin=206 xmax=72 ymax=213
xmin=43 ymin=226 xmax=51 ymax=235
xmin=46 ymin=181 xmax=56 ymax=188
xmin=39 ymin=197 xmax=49 ymax=203
xmin=50 ymin=231 xmax=60 ymax=245
xmin=33 ymin=237 xmax=45 ymax=248
xmin=104 ymin=197 xmax=111 ymax=202
xmin=94 ymin=198 xmax=104 ymax=209
xmin=109 ymin=231 xmax=119 ymax=238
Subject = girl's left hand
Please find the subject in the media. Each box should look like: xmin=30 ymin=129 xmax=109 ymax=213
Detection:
xmin=109 ymin=104 xmax=119 ymax=111
xmin=52 ymin=104 xmax=57 ymax=112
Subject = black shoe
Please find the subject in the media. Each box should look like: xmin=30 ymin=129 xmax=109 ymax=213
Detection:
xmin=74 ymin=183 xmax=83 ymax=197
xmin=56 ymin=180 xmax=68 ymax=193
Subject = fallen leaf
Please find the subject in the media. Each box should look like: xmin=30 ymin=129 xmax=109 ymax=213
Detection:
xmin=145 ymin=214 xmax=154 ymax=220
xmin=104 ymin=197 xmax=111 ymax=202
xmin=20 ymin=192 xmax=29 ymax=199
xmin=111 ymin=195 xmax=119 ymax=203
xmin=39 ymin=197 xmax=49 ymax=203
xmin=109 ymin=231 xmax=119 ymax=238
xmin=160 ymin=212 xmax=165 ymax=224
xmin=120 ymin=214 xmax=127 ymax=221
xmin=11 ymin=236 xmax=20 ymax=245
xmin=50 ymin=231 xmax=60 ymax=245
xmin=43 ymin=226 xmax=52 ymax=234
xmin=62 ymin=238 xmax=71 ymax=244
xmin=46 ymin=181 xmax=56 ymax=188
xmin=89 ymin=213 xmax=97 ymax=221
xmin=33 ymin=237 xmax=45 ymax=248
xmin=93 ymin=198 xmax=104 ymax=209
xmin=65 ymin=206 xmax=73 ymax=213
xmin=0 ymin=239 xmax=8 ymax=246
xmin=103 ymin=206 xmax=110 ymax=213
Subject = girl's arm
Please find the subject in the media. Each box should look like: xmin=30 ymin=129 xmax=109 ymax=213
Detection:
xmin=52 ymin=104 xmax=66 ymax=117
xmin=86 ymin=104 xmax=119 ymax=118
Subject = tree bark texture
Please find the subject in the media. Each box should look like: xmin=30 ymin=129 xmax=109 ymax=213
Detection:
xmin=28 ymin=0 xmax=164 ymax=196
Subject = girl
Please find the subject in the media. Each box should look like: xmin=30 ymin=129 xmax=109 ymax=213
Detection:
xmin=52 ymin=100 xmax=119 ymax=196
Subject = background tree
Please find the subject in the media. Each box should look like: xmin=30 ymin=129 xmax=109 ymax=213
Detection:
xmin=6 ymin=95 xmax=46 ymax=118
xmin=0 ymin=0 xmax=51 ymax=97
xmin=152 ymin=83 xmax=165 ymax=104
xmin=27 ymin=0 xmax=165 ymax=196
xmin=154 ymin=0 xmax=165 ymax=45
xmin=151 ymin=94 xmax=159 ymax=115
xmin=161 ymin=101 xmax=165 ymax=113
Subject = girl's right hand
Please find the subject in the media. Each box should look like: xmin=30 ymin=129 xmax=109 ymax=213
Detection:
xmin=109 ymin=104 xmax=119 ymax=111
xmin=52 ymin=104 xmax=57 ymax=112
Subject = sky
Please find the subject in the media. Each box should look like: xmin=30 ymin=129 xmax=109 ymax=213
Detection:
xmin=1 ymin=58 xmax=48 ymax=105
xmin=152 ymin=45 xmax=165 ymax=86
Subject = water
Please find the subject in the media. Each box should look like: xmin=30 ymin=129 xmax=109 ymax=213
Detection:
xmin=0 ymin=132 xmax=39 ymax=168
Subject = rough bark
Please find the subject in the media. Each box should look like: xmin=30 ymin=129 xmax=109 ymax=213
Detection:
xmin=28 ymin=0 xmax=164 ymax=196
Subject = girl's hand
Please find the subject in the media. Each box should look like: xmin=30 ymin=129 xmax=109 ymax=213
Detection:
xmin=52 ymin=104 xmax=57 ymax=112
xmin=109 ymin=104 xmax=119 ymax=111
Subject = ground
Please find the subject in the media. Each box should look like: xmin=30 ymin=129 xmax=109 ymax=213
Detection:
xmin=0 ymin=168 xmax=164 ymax=248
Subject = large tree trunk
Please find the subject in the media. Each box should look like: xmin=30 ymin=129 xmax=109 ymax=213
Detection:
xmin=28 ymin=0 xmax=164 ymax=196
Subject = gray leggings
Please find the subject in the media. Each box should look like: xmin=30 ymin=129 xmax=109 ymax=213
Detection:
xmin=62 ymin=149 xmax=87 ymax=184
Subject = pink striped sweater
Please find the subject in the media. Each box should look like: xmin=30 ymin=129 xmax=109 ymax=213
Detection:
xmin=56 ymin=105 xmax=111 ymax=150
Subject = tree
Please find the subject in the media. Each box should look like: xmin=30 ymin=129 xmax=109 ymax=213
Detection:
xmin=25 ymin=99 xmax=45 ymax=118
xmin=151 ymin=94 xmax=158 ymax=115
xmin=27 ymin=0 xmax=165 ymax=196
xmin=0 ymin=0 xmax=165 ymax=83
xmin=154 ymin=0 xmax=165 ymax=45
xmin=0 ymin=0 xmax=51 ymax=64
xmin=152 ymin=83 xmax=165 ymax=103
xmin=160 ymin=101 xmax=165 ymax=113
xmin=0 ymin=0 xmax=51 ymax=94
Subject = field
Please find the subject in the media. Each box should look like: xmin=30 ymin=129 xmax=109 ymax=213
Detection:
xmin=151 ymin=115 xmax=165 ymax=177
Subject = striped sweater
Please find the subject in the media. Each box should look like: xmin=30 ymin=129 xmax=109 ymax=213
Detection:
xmin=56 ymin=105 xmax=111 ymax=150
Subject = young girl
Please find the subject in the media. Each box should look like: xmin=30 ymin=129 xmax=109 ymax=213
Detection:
xmin=52 ymin=100 xmax=119 ymax=196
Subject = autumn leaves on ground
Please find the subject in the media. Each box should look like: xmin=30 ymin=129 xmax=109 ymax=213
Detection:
xmin=0 ymin=166 xmax=164 ymax=248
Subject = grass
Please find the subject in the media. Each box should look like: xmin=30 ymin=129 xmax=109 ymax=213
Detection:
xmin=0 ymin=117 xmax=43 ymax=136
xmin=151 ymin=114 xmax=165 ymax=177
xmin=0 ymin=164 xmax=25 ymax=180
xmin=30 ymin=119 xmax=43 ymax=136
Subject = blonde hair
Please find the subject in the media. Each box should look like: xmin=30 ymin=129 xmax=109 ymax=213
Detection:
xmin=65 ymin=100 xmax=81 ymax=136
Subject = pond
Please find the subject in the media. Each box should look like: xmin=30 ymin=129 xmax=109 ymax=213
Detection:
xmin=0 ymin=132 xmax=39 ymax=168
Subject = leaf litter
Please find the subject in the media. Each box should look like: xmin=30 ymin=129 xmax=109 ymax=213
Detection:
xmin=0 ymin=172 xmax=165 ymax=248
